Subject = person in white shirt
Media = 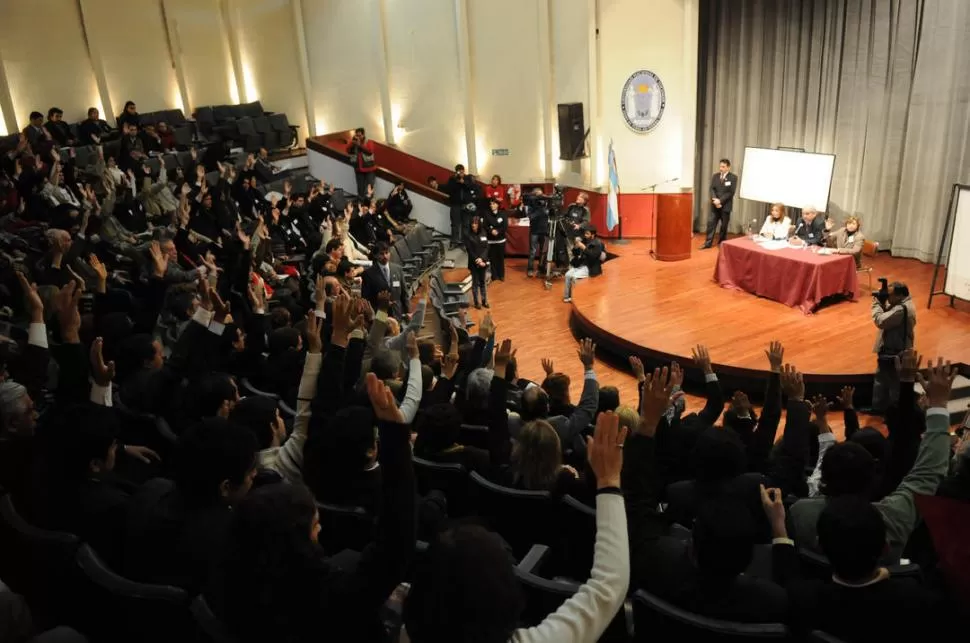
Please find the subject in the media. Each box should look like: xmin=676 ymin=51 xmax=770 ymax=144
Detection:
xmin=759 ymin=202 xmax=792 ymax=240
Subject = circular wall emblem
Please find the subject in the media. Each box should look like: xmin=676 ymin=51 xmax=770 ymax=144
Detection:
xmin=621 ymin=70 xmax=666 ymax=133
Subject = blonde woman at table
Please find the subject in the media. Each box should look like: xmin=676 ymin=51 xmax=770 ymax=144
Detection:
xmin=820 ymin=215 xmax=866 ymax=267
xmin=759 ymin=203 xmax=792 ymax=240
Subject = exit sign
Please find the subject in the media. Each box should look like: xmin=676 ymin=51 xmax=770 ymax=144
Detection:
xmin=491 ymin=148 xmax=510 ymax=156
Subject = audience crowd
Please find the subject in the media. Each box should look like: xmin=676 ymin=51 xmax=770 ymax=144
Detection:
xmin=0 ymin=100 xmax=968 ymax=643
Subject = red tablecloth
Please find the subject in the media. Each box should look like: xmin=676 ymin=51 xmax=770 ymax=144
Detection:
xmin=714 ymin=238 xmax=858 ymax=314
xmin=506 ymin=220 xmax=531 ymax=256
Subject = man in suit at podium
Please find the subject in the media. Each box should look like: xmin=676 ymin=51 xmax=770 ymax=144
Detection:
xmin=702 ymin=158 xmax=737 ymax=249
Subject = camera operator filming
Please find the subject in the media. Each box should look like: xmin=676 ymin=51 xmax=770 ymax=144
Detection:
xmin=871 ymin=279 xmax=916 ymax=412
xmin=563 ymin=226 xmax=605 ymax=303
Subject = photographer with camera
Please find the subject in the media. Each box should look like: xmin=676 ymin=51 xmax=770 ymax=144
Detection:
xmin=521 ymin=187 xmax=550 ymax=278
xmin=563 ymin=226 xmax=605 ymax=303
xmin=564 ymin=192 xmax=591 ymax=240
xmin=871 ymin=280 xmax=916 ymax=412
xmin=346 ymin=128 xmax=377 ymax=198
xmin=446 ymin=164 xmax=478 ymax=249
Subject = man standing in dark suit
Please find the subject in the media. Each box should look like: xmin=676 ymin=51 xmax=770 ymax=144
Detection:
xmin=702 ymin=158 xmax=738 ymax=249
xmin=361 ymin=242 xmax=409 ymax=319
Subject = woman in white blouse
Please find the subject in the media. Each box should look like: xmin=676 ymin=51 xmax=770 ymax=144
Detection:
xmin=759 ymin=203 xmax=792 ymax=240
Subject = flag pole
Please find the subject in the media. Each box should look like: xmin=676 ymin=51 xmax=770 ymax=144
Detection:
xmin=609 ymin=140 xmax=631 ymax=245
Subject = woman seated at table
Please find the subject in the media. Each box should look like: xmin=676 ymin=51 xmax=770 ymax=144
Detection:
xmin=759 ymin=202 xmax=792 ymax=240
xmin=821 ymin=215 xmax=866 ymax=267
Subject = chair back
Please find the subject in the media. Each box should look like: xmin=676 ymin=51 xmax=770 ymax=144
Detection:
xmin=191 ymin=595 xmax=238 ymax=643
xmin=632 ymin=590 xmax=788 ymax=641
xmin=71 ymin=544 xmax=190 ymax=643
xmin=556 ymin=495 xmax=596 ymax=578
xmin=862 ymin=239 xmax=879 ymax=256
xmin=412 ymin=457 xmax=470 ymax=517
xmin=0 ymin=494 xmax=80 ymax=625
xmin=809 ymin=631 xmax=849 ymax=643
xmin=798 ymin=547 xmax=921 ymax=580
xmin=467 ymin=472 xmax=554 ymax=558
xmin=315 ymin=501 xmax=375 ymax=554
xmin=458 ymin=424 xmax=490 ymax=449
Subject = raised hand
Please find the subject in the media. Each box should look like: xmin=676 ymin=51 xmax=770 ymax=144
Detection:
xmin=895 ymin=348 xmax=922 ymax=383
xmin=442 ymin=327 xmax=460 ymax=379
xmin=305 ymin=311 xmax=323 ymax=354
xmin=731 ymin=390 xmax=752 ymax=415
xmin=759 ymin=484 xmax=787 ymax=538
xmin=478 ymin=312 xmax=496 ymax=339
xmin=365 ymin=372 xmax=404 ymax=424
xmin=541 ymin=358 xmax=555 ymax=376
xmin=628 ymin=355 xmax=645 ymax=382
xmin=639 ymin=366 xmax=674 ymax=437
xmin=779 ymin=364 xmax=805 ymax=401
xmin=916 ymin=357 xmax=957 ymax=409
xmin=123 ymin=445 xmax=161 ymax=464
xmin=586 ymin=412 xmax=628 ymax=489
xmin=765 ymin=340 xmax=784 ymax=373
xmin=691 ymin=344 xmax=713 ymax=375
xmin=836 ymin=385 xmax=855 ymax=410
xmin=210 ymin=288 xmax=231 ymax=322
xmin=148 ymin=241 xmax=168 ymax=278
xmin=89 ymin=337 xmax=116 ymax=386
xmin=54 ymin=281 xmax=82 ymax=341
xmin=578 ymin=338 xmax=596 ymax=370
xmin=376 ymin=290 xmax=391 ymax=312
xmin=494 ymin=338 xmax=515 ymax=374
xmin=670 ymin=361 xmax=684 ymax=388
xmin=15 ymin=272 xmax=43 ymax=323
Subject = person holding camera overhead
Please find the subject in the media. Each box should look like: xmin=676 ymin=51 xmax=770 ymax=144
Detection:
xmin=759 ymin=203 xmax=792 ymax=240
xmin=446 ymin=164 xmax=478 ymax=249
xmin=346 ymin=127 xmax=377 ymax=198
xmin=871 ymin=281 xmax=916 ymax=412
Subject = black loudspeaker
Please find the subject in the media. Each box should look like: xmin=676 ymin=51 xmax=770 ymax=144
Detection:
xmin=557 ymin=103 xmax=587 ymax=161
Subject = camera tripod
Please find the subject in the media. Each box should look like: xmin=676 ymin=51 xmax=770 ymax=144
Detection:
xmin=543 ymin=215 xmax=577 ymax=290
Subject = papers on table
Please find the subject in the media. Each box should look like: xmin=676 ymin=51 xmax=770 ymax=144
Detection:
xmin=752 ymin=238 xmax=790 ymax=251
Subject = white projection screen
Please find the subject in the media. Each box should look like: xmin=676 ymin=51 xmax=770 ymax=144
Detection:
xmin=738 ymin=147 xmax=836 ymax=212
xmin=944 ymin=186 xmax=970 ymax=301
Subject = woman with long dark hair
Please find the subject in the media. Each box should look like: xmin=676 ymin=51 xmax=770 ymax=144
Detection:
xmin=466 ymin=216 xmax=489 ymax=309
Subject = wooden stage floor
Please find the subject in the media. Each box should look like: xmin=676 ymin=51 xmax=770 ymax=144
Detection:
xmin=464 ymin=237 xmax=970 ymax=405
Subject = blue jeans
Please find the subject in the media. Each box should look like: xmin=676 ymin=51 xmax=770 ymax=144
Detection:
xmin=563 ymin=265 xmax=589 ymax=299
xmin=528 ymin=234 xmax=547 ymax=273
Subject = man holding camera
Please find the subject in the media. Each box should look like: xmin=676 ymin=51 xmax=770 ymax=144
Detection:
xmin=564 ymin=192 xmax=591 ymax=240
xmin=346 ymin=128 xmax=377 ymax=198
xmin=446 ymin=164 xmax=478 ymax=249
xmin=871 ymin=281 xmax=916 ymax=411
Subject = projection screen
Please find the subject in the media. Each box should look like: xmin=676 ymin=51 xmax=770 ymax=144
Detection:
xmin=738 ymin=147 xmax=836 ymax=213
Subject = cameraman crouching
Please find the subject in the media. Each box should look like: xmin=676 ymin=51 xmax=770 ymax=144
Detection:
xmin=563 ymin=226 xmax=604 ymax=303
xmin=871 ymin=281 xmax=916 ymax=412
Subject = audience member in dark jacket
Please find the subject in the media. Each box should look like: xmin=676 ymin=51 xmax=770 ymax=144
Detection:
xmin=44 ymin=108 xmax=75 ymax=147
xmin=484 ymin=199 xmax=508 ymax=281
xmin=465 ymin=216 xmax=489 ymax=309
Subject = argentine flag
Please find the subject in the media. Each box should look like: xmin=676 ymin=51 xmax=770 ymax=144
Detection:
xmin=606 ymin=141 xmax=619 ymax=231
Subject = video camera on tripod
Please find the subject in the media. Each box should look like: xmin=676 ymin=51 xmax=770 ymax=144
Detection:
xmin=522 ymin=185 xmax=566 ymax=214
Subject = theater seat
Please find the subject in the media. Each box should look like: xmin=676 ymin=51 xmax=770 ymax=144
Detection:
xmin=798 ymin=547 xmax=921 ymax=581
xmin=631 ymin=589 xmax=788 ymax=642
xmin=315 ymin=501 xmax=375 ymax=554
xmin=191 ymin=595 xmax=238 ymax=643
xmin=0 ymin=494 xmax=79 ymax=628
xmin=412 ymin=457 xmax=470 ymax=517
xmin=809 ymin=631 xmax=849 ymax=643
xmin=240 ymin=377 xmax=280 ymax=400
xmin=467 ymin=472 xmax=555 ymax=559
xmin=70 ymin=544 xmax=190 ymax=643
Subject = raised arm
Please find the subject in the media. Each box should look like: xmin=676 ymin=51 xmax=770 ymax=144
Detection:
xmin=514 ymin=413 xmax=629 ymax=643
xmin=275 ymin=314 xmax=323 ymax=483
xmin=396 ymin=333 xmax=423 ymax=424
xmin=488 ymin=339 xmax=515 ymax=468
xmin=766 ymin=365 xmax=812 ymax=498
xmin=749 ymin=341 xmax=784 ymax=474
xmin=691 ymin=344 xmax=725 ymax=426
xmin=807 ymin=395 xmax=836 ymax=498
xmin=561 ymin=339 xmax=600 ymax=444
xmin=328 ymin=374 xmax=416 ymax=611
xmin=876 ymin=357 xmax=955 ymax=556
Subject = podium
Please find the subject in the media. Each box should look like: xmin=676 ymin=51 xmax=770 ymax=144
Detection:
xmin=654 ymin=193 xmax=693 ymax=262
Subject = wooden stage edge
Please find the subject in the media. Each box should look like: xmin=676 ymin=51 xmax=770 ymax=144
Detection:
xmin=563 ymin=238 xmax=970 ymax=401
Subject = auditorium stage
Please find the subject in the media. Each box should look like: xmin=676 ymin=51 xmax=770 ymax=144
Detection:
xmin=556 ymin=239 xmax=970 ymax=399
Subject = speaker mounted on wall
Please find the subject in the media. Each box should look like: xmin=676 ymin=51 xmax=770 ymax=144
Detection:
xmin=557 ymin=103 xmax=588 ymax=161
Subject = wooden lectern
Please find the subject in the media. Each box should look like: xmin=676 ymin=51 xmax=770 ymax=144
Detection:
xmin=654 ymin=193 xmax=693 ymax=261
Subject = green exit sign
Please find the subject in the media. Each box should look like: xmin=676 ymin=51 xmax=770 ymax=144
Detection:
xmin=491 ymin=148 xmax=510 ymax=156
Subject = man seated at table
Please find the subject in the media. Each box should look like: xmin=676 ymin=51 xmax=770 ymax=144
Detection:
xmin=759 ymin=203 xmax=792 ymax=240
xmin=790 ymin=206 xmax=826 ymax=246
xmin=821 ymin=215 xmax=866 ymax=267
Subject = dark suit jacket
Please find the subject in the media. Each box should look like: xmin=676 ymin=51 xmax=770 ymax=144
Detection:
xmin=793 ymin=216 xmax=825 ymax=246
xmin=361 ymin=261 xmax=409 ymax=318
xmin=709 ymin=172 xmax=738 ymax=213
